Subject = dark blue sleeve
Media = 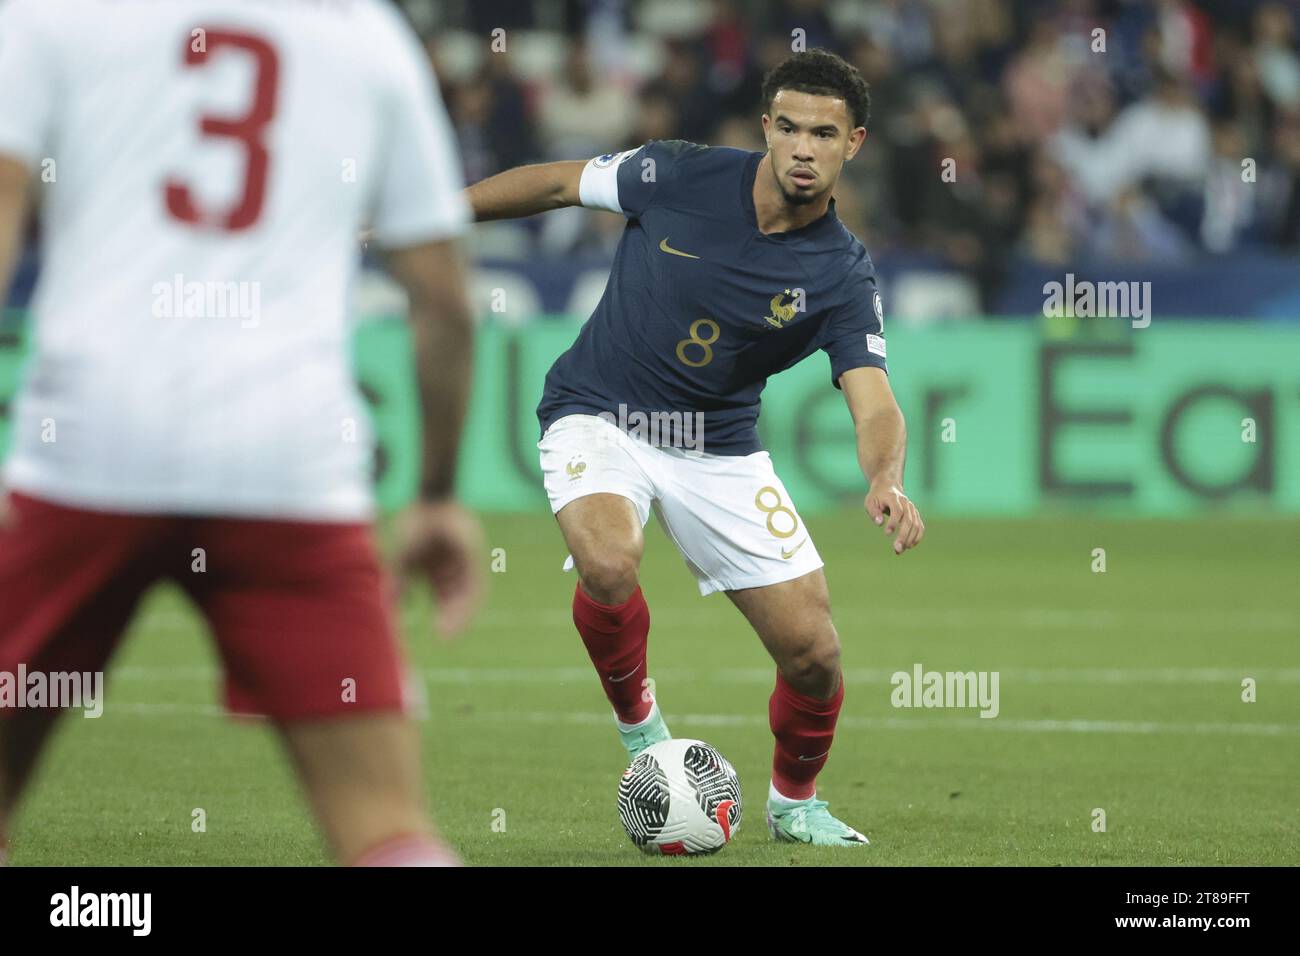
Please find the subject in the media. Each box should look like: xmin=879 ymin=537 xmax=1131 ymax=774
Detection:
xmin=819 ymin=272 xmax=888 ymax=389
xmin=615 ymin=139 xmax=700 ymax=217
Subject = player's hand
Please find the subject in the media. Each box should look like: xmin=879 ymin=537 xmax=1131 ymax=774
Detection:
xmin=395 ymin=499 xmax=485 ymax=640
xmin=864 ymin=481 xmax=924 ymax=556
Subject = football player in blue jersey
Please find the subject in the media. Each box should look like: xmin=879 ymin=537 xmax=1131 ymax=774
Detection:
xmin=466 ymin=49 xmax=924 ymax=846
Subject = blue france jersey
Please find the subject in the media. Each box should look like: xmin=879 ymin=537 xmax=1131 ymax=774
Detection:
xmin=537 ymin=140 xmax=888 ymax=456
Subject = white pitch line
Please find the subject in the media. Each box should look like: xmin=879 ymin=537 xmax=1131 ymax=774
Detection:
xmin=107 ymin=665 xmax=1300 ymax=685
xmin=98 ymin=702 xmax=1300 ymax=738
xmin=107 ymin=701 xmax=236 ymax=718
xmin=481 ymin=710 xmax=1300 ymax=738
xmin=133 ymin=606 xmax=1300 ymax=634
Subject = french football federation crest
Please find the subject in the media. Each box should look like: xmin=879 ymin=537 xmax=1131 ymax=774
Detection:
xmin=764 ymin=290 xmax=800 ymax=328
xmin=565 ymin=456 xmax=587 ymax=481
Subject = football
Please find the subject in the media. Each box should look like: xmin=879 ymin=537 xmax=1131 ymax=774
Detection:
xmin=617 ymin=738 xmax=743 ymax=855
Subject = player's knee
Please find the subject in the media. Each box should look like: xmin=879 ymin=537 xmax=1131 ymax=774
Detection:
xmin=577 ymin=551 xmax=640 ymax=605
xmin=783 ymin=624 xmax=841 ymax=699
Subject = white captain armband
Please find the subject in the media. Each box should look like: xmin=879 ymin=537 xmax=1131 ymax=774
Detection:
xmin=578 ymin=148 xmax=638 ymax=214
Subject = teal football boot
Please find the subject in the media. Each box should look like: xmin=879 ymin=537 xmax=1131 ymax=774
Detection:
xmin=766 ymin=795 xmax=870 ymax=846
xmin=616 ymin=701 xmax=672 ymax=759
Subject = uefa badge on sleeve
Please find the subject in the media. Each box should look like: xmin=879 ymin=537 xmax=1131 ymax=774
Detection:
xmin=593 ymin=148 xmax=636 ymax=170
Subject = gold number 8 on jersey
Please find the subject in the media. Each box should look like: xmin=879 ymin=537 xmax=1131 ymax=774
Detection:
xmin=755 ymin=485 xmax=798 ymax=539
xmin=675 ymin=318 xmax=720 ymax=368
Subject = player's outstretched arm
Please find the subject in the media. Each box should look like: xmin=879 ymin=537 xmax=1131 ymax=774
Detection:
xmin=384 ymin=239 xmax=485 ymax=636
xmin=464 ymin=160 xmax=587 ymax=222
xmin=840 ymin=366 xmax=925 ymax=556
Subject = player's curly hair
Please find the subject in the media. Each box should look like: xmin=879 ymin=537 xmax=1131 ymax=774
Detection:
xmin=760 ymin=49 xmax=871 ymax=131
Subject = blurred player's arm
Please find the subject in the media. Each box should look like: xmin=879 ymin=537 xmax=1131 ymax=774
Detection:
xmin=0 ymin=0 xmax=43 ymax=315
xmin=0 ymin=157 xmax=28 ymax=294
xmin=384 ymin=240 xmax=473 ymax=502
xmin=464 ymin=161 xmax=586 ymax=221
xmin=0 ymin=155 xmax=32 ymax=529
xmin=383 ymin=239 xmax=484 ymax=636
xmin=839 ymin=366 xmax=925 ymax=555
xmin=368 ymin=12 xmax=487 ymax=636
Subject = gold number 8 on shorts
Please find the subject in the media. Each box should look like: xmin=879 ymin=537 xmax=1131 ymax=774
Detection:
xmin=754 ymin=485 xmax=798 ymax=539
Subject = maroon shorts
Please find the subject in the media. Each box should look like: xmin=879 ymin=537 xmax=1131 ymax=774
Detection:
xmin=0 ymin=492 xmax=408 ymax=721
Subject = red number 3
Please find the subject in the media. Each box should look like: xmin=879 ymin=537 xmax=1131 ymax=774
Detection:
xmin=164 ymin=30 xmax=279 ymax=232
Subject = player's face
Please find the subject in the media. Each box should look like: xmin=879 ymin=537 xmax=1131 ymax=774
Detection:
xmin=762 ymin=90 xmax=866 ymax=206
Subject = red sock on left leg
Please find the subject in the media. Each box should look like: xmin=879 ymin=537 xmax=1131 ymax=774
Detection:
xmin=769 ymin=670 xmax=844 ymax=800
xmin=572 ymin=583 xmax=652 ymax=724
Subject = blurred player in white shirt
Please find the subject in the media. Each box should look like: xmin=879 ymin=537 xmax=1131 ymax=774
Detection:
xmin=0 ymin=0 xmax=481 ymax=866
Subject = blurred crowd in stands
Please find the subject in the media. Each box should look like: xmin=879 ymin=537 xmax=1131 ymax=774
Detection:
xmin=404 ymin=0 xmax=1300 ymax=312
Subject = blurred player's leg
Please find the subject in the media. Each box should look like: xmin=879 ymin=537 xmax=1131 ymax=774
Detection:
xmin=179 ymin=515 xmax=452 ymax=865
xmin=555 ymin=493 xmax=667 ymax=753
xmin=0 ymin=493 xmax=167 ymax=859
xmin=727 ymin=569 xmax=868 ymax=846
xmin=278 ymin=714 xmax=454 ymax=866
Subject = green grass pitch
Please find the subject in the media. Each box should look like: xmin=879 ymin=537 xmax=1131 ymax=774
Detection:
xmin=8 ymin=512 xmax=1299 ymax=866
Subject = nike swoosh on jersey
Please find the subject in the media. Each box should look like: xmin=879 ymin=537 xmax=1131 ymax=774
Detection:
xmin=659 ymin=238 xmax=700 ymax=259
xmin=781 ymin=539 xmax=808 ymax=560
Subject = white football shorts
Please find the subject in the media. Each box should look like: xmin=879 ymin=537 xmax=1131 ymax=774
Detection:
xmin=538 ymin=414 xmax=824 ymax=596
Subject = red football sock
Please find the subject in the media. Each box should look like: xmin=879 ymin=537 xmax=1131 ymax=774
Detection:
xmin=769 ymin=670 xmax=844 ymax=800
xmin=572 ymin=582 xmax=652 ymax=724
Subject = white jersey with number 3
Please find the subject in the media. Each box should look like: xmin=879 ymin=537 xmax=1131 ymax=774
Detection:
xmin=0 ymin=0 xmax=468 ymax=519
